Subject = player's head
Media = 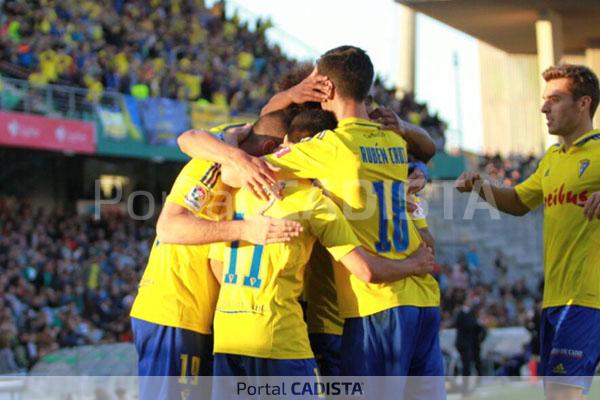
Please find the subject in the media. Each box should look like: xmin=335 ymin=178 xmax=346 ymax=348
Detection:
xmin=541 ymin=64 xmax=599 ymax=136
xmin=239 ymin=110 xmax=292 ymax=156
xmin=316 ymin=46 xmax=374 ymax=106
xmin=285 ymin=109 xmax=338 ymax=145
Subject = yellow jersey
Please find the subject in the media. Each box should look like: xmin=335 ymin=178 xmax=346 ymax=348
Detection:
xmin=515 ymin=129 xmax=600 ymax=310
xmin=304 ymin=242 xmax=344 ymax=335
xmin=304 ymin=193 xmax=432 ymax=336
xmin=265 ymin=117 xmax=440 ymax=318
xmin=130 ymin=158 xmax=230 ymax=334
xmin=209 ymin=180 xmax=360 ymax=359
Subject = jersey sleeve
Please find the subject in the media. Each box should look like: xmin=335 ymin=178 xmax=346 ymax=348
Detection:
xmin=308 ymin=191 xmax=361 ymax=261
xmin=409 ymin=195 xmax=429 ymax=229
xmin=514 ymin=156 xmax=545 ymax=210
xmin=264 ymin=131 xmax=337 ymax=180
xmin=208 ymin=241 xmax=226 ymax=262
xmin=165 ymin=160 xmax=221 ymax=214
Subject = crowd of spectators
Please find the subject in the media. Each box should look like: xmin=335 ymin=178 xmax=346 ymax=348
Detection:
xmin=0 ymin=0 xmax=447 ymax=147
xmin=435 ymin=249 xmax=542 ymax=331
xmin=0 ymin=198 xmax=154 ymax=371
xmin=477 ymin=153 xmax=539 ymax=186
xmin=0 ymin=0 xmax=293 ymax=112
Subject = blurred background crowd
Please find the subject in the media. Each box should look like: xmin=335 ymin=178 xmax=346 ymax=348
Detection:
xmin=0 ymin=0 xmax=448 ymax=147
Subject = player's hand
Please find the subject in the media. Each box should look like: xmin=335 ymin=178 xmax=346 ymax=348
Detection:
xmin=287 ymin=68 xmax=331 ymax=104
xmin=583 ymin=192 xmax=600 ymax=221
xmin=231 ymin=150 xmax=280 ymax=201
xmin=455 ymin=172 xmax=482 ymax=193
xmin=370 ymin=107 xmax=403 ymax=131
xmin=408 ymin=168 xmax=426 ymax=194
xmin=223 ymin=123 xmax=252 ymax=146
xmin=242 ymin=197 xmax=303 ymax=244
xmin=410 ymin=244 xmax=435 ymax=276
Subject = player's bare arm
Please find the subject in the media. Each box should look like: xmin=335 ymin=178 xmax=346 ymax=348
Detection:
xmin=454 ymin=171 xmax=530 ymax=216
xmin=340 ymin=244 xmax=435 ymax=284
xmin=261 ymin=68 xmax=331 ymax=115
xmin=177 ymin=125 xmax=277 ymax=200
xmin=370 ymin=107 xmax=436 ymax=162
xmin=156 ymin=201 xmax=302 ymax=245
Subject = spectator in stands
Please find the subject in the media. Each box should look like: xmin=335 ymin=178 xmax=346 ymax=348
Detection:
xmin=0 ymin=197 xmax=152 ymax=368
xmin=0 ymin=330 xmax=19 ymax=374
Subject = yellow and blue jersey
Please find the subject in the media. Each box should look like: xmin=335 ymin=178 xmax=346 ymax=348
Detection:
xmin=265 ymin=117 xmax=440 ymax=318
xmin=130 ymin=157 xmax=230 ymax=335
xmin=304 ymin=193 xmax=432 ymax=336
xmin=209 ymin=180 xmax=361 ymax=359
xmin=515 ymin=129 xmax=600 ymax=310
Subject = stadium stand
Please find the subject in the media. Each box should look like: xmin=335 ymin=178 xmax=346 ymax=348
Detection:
xmin=0 ymin=198 xmax=153 ymax=370
xmin=0 ymin=0 xmax=446 ymax=147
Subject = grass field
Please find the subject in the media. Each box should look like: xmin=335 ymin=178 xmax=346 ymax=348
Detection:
xmin=447 ymin=378 xmax=600 ymax=399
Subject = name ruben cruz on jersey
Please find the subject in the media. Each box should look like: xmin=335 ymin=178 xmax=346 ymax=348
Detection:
xmin=544 ymin=183 xmax=588 ymax=208
xmin=359 ymin=146 xmax=407 ymax=165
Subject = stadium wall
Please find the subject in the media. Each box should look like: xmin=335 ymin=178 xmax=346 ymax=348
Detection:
xmin=478 ymin=42 xmax=544 ymax=156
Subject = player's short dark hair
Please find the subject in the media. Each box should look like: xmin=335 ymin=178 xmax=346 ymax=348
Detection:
xmin=248 ymin=109 xmax=293 ymax=143
xmin=542 ymin=64 xmax=600 ymax=118
xmin=317 ymin=45 xmax=374 ymax=101
xmin=288 ymin=110 xmax=338 ymax=143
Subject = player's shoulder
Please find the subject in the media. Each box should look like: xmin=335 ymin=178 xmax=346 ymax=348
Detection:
xmin=176 ymin=158 xmax=221 ymax=188
xmin=208 ymin=123 xmax=245 ymax=134
xmin=298 ymin=129 xmax=337 ymax=145
xmin=184 ymin=158 xmax=220 ymax=175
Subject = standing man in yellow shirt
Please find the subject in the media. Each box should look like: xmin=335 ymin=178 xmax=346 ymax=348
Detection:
xmin=130 ymin=112 xmax=302 ymax=400
xmin=456 ymin=64 xmax=600 ymax=400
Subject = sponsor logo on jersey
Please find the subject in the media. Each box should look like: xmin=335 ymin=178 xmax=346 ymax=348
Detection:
xmin=184 ymin=185 xmax=208 ymax=211
xmin=579 ymin=159 xmax=590 ymax=178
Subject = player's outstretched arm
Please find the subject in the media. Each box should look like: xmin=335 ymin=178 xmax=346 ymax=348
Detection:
xmin=260 ymin=68 xmax=330 ymax=115
xmin=339 ymin=244 xmax=435 ymax=284
xmin=454 ymin=171 xmax=530 ymax=216
xmin=177 ymin=125 xmax=247 ymax=162
xmin=156 ymin=202 xmax=302 ymax=245
xmin=370 ymin=107 xmax=436 ymax=162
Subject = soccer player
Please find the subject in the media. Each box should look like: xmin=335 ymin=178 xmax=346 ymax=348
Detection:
xmin=179 ymin=47 xmax=444 ymax=399
xmin=207 ymin=131 xmax=436 ymax=382
xmin=455 ymin=64 xmax=600 ymax=400
xmin=129 ymin=111 xmax=302 ymax=400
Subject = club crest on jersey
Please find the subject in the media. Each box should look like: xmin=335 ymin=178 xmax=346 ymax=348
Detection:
xmin=184 ymin=185 xmax=207 ymax=211
xmin=578 ymin=159 xmax=590 ymax=178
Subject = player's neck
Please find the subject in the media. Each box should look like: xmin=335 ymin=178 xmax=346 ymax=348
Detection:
xmin=330 ymin=100 xmax=370 ymax=122
xmin=562 ymin=119 xmax=594 ymax=150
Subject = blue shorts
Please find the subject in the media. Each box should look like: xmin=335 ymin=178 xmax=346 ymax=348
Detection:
xmin=341 ymin=306 xmax=445 ymax=399
xmin=131 ymin=318 xmax=213 ymax=400
xmin=540 ymin=305 xmax=600 ymax=394
xmin=212 ymin=354 xmax=319 ymax=400
xmin=309 ymin=333 xmax=341 ymax=376
xmin=213 ymin=354 xmax=318 ymax=376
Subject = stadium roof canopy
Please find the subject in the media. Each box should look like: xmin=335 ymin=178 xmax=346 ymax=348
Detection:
xmin=395 ymin=0 xmax=600 ymax=54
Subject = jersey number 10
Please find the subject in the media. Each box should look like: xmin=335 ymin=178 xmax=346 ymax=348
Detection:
xmin=372 ymin=181 xmax=409 ymax=253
